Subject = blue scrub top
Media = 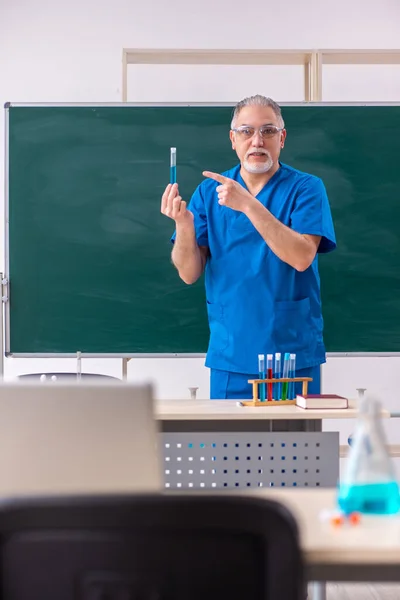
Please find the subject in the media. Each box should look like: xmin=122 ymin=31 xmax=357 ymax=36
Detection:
xmin=172 ymin=162 xmax=336 ymax=374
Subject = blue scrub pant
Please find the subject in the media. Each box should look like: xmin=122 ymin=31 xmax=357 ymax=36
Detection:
xmin=210 ymin=365 xmax=321 ymax=400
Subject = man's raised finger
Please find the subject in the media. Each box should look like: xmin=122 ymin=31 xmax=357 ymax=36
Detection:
xmin=167 ymin=182 xmax=179 ymax=202
xmin=202 ymin=171 xmax=229 ymax=184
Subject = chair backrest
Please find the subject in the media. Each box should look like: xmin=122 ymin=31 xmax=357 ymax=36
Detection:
xmin=0 ymin=381 xmax=161 ymax=495
xmin=17 ymin=373 xmax=120 ymax=381
xmin=0 ymin=494 xmax=304 ymax=600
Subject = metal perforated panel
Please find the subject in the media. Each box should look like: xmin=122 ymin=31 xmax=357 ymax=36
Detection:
xmin=162 ymin=432 xmax=339 ymax=490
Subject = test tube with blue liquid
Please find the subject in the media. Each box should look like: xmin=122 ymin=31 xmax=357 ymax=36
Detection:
xmin=170 ymin=147 xmax=177 ymax=184
xmin=289 ymin=353 xmax=296 ymax=399
xmin=274 ymin=353 xmax=282 ymax=401
xmin=258 ymin=354 xmax=266 ymax=401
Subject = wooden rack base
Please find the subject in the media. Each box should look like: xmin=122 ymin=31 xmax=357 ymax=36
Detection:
xmin=241 ymin=400 xmax=298 ymax=407
xmin=241 ymin=377 xmax=313 ymax=407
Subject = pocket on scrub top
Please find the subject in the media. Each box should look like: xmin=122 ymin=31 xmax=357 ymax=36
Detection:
xmin=272 ymin=297 xmax=312 ymax=353
xmin=206 ymin=301 xmax=229 ymax=352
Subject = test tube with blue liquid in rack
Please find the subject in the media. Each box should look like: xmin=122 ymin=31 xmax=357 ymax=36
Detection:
xmin=288 ymin=353 xmax=296 ymax=399
xmin=258 ymin=354 xmax=266 ymax=401
xmin=170 ymin=147 xmax=177 ymax=184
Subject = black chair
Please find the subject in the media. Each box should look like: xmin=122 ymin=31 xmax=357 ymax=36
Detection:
xmin=0 ymin=494 xmax=304 ymax=600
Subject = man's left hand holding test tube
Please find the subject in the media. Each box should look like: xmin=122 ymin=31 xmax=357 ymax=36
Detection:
xmin=162 ymin=147 xmax=190 ymax=222
xmin=160 ymin=148 xmax=208 ymax=285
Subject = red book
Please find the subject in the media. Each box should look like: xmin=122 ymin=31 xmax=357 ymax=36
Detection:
xmin=296 ymin=394 xmax=348 ymax=409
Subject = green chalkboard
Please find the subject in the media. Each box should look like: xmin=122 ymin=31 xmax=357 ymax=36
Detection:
xmin=6 ymin=103 xmax=400 ymax=354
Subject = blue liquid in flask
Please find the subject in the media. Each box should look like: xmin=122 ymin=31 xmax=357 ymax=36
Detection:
xmin=338 ymin=481 xmax=400 ymax=515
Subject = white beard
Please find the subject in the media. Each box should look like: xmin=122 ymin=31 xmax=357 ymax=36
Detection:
xmin=243 ymin=151 xmax=274 ymax=174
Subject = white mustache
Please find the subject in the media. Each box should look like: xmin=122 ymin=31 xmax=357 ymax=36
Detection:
xmin=246 ymin=149 xmax=270 ymax=158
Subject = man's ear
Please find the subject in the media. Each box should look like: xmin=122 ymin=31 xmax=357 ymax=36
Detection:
xmin=280 ymin=128 xmax=287 ymax=148
xmin=230 ymin=129 xmax=235 ymax=150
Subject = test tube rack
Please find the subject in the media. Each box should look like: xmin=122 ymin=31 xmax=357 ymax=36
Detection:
xmin=241 ymin=377 xmax=313 ymax=407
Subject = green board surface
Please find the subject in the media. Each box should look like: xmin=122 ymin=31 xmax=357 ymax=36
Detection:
xmin=6 ymin=104 xmax=400 ymax=354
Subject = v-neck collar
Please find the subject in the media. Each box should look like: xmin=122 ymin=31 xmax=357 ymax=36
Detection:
xmin=237 ymin=162 xmax=283 ymax=198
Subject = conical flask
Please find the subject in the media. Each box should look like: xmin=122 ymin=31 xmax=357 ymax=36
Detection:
xmin=338 ymin=395 xmax=400 ymax=515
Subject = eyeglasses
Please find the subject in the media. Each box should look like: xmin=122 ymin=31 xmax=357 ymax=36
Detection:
xmin=231 ymin=125 xmax=284 ymax=139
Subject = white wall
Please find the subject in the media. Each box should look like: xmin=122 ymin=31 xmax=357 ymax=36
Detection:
xmin=1 ymin=0 xmax=400 ymax=451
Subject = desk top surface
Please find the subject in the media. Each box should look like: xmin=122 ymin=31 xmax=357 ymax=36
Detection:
xmin=250 ymin=488 xmax=400 ymax=565
xmin=155 ymin=399 xmax=389 ymax=421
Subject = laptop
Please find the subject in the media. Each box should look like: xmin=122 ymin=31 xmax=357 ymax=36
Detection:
xmin=0 ymin=381 xmax=161 ymax=496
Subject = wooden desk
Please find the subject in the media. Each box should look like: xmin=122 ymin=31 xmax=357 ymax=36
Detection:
xmin=253 ymin=488 xmax=400 ymax=574
xmin=155 ymin=399 xmax=386 ymax=491
xmin=156 ymin=398 xmax=389 ymax=432
xmin=250 ymin=488 xmax=400 ymax=600
xmin=156 ymin=398 xmax=365 ymax=422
